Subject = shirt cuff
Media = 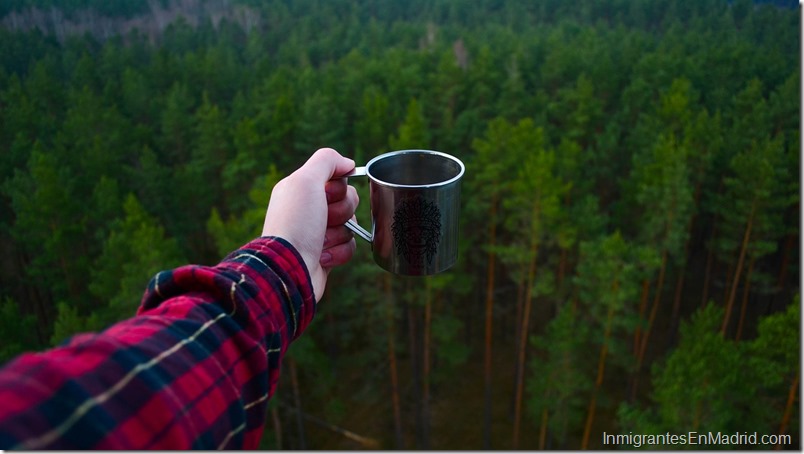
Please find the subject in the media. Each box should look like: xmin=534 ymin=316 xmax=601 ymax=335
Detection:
xmin=219 ymin=236 xmax=316 ymax=340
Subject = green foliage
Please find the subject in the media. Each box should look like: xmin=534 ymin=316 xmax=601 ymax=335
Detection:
xmin=743 ymin=296 xmax=800 ymax=425
xmin=431 ymin=314 xmax=469 ymax=371
xmin=207 ymin=166 xmax=282 ymax=258
xmin=50 ymin=301 xmax=101 ymax=346
xmin=0 ymin=1 xmax=798 ymax=449
xmin=716 ymin=134 xmax=790 ymax=262
xmin=630 ymin=133 xmax=694 ymax=260
xmin=4 ymin=143 xmax=85 ymax=302
xmin=354 ymin=84 xmax=392 ymax=161
xmin=89 ymin=194 xmax=185 ymax=326
xmin=389 ymin=98 xmax=430 ymax=150
xmin=527 ymin=306 xmax=591 ymax=447
xmin=465 ymin=115 xmax=521 ymax=253
xmin=748 ymin=296 xmax=799 ymax=382
xmin=619 ymin=302 xmax=799 ymax=442
xmin=294 ymin=90 xmax=347 ymax=156
xmin=498 ymin=118 xmax=569 ymax=262
xmin=575 ymin=232 xmax=643 ymax=344
xmin=652 ymin=304 xmax=751 ymax=432
xmin=159 ymin=82 xmax=197 ymax=165
xmin=286 ymin=334 xmax=336 ymax=398
xmin=0 ymin=298 xmax=40 ymax=362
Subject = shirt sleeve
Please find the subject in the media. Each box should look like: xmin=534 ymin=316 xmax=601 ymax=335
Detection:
xmin=0 ymin=236 xmax=316 ymax=450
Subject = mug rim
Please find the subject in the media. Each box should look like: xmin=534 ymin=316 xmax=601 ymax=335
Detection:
xmin=365 ymin=149 xmax=465 ymax=189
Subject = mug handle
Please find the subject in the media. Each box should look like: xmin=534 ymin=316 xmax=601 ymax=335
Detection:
xmin=339 ymin=167 xmax=372 ymax=243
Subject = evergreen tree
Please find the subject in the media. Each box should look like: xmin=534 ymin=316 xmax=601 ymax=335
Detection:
xmin=620 ymin=304 xmax=747 ymax=438
xmin=0 ymin=298 xmax=41 ymax=362
xmin=89 ymin=193 xmax=185 ymax=327
xmin=629 ymin=131 xmax=694 ymax=389
xmin=207 ymin=166 xmax=282 ymax=258
xmin=0 ymin=1 xmax=798 ymax=449
xmin=715 ymin=131 xmax=790 ymax=337
xmin=498 ymin=118 xmax=568 ymax=449
xmin=575 ymin=232 xmax=642 ymax=449
xmin=389 ymin=97 xmax=430 ymax=150
xmin=527 ymin=305 xmax=591 ymax=449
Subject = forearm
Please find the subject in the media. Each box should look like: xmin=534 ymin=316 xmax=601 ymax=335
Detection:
xmin=0 ymin=237 xmax=315 ymax=450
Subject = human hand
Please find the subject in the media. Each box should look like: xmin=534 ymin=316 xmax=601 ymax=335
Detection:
xmin=261 ymin=148 xmax=358 ymax=301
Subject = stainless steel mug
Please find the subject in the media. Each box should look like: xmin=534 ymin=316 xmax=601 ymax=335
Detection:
xmin=343 ymin=150 xmax=465 ymax=276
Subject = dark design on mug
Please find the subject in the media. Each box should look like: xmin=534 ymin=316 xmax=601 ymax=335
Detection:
xmin=392 ymin=196 xmax=442 ymax=265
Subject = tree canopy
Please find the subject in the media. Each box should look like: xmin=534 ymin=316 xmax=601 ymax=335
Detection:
xmin=0 ymin=0 xmax=799 ymax=449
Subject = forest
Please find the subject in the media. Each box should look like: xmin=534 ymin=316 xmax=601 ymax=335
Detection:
xmin=0 ymin=0 xmax=799 ymax=449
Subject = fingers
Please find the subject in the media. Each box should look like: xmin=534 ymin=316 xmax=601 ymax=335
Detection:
xmin=323 ymin=224 xmax=354 ymax=249
xmin=321 ymin=215 xmax=358 ymax=267
xmin=320 ymin=237 xmax=356 ymax=268
xmin=327 ymin=185 xmax=358 ymax=226
xmin=324 ymin=178 xmax=347 ymax=204
xmin=304 ymin=148 xmax=356 ymax=183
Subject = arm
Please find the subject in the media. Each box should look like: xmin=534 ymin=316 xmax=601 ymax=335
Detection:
xmin=0 ymin=237 xmax=312 ymax=449
xmin=0 ymin=149 xmax=357 ymax=449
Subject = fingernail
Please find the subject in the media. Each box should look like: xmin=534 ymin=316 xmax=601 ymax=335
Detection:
xmin=320 ymin=251 xmax=333 ymax=266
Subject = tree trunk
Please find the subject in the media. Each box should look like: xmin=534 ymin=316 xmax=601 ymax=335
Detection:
xmin=509 ymin=273 xmax=526 ymax=419
xmin=692 ymin=399 xmax=702 ymax=432
xmin=633 ymin=250 xmax=668 ymax=400
xmin=721 ymin=203 xmax=756 ymax=336
xmin=734 ymin=256 xmax=756 ymax=341
xmin=422 ymin=278 xmax=432 ymax=449
xmin=776 ymin=233 xmax=794 ymax=290
xmin=19 ymin=248 xmax=55 ymax=341
xmin=722 ymin=262 xmax=734 ymax=308
xmin=406 ymin=297 xmax=423 ymax=449
xmin=557 ymin=247 xmax=568 ymax=290
xmin=281 ymin=403 xmax=381 ymax=449
xmin=701 ymin=219 xmax=717 ymax=307
xmin=483 ymin=197 xmax=497 ymax=449
xmin=512 ymin=238 xmax=538 ymax=450
xmin=668 ymin=217 xmax=695 ymax=346
xmin=776 ymin=370 xmax=799 ymax=450
xmin=538 ymin=406 xmax=549 ymax=450
xmin=582 ymin=282 xmax=618 ymax=450
xmin=637 ymin=250 xmax=668 ymax=368
xmin=633 ymin=279 xmax=650 ymax=355
xmin=271 ymin=406 xmax=283 ymax=450
xmin=385 ymin=274 xmax=404 ymax=449
xmin=667 ymin=270 xmax=685 ymax=346
xmin=288 ymin=358 xmax=306 ymax=449
xmin=513 ymin=278 xmax=525 ymax=348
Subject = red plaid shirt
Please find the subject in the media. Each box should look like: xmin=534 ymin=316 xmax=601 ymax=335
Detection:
xmin=0 ymin=237 xmax=316 ymax=449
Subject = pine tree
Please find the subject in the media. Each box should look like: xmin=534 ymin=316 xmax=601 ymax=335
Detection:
xmin=159 ymin=82 xmax=197 ymax=166
xmin=354 ymin=84 xmax=392 ymax=161
xmin=575 ymin=232 xmax=641 ymax=449
xmin=89 ymin=194 xmax=185 ymax=327
xmin=0 ymin=298 xmax=41 ymax=362
xmin=207 ymin=166 xmax=283 ymax=258
xmin=469 ymin=117 xmax=519 ymax=448
xmin=389 ymin=98 xmax=430 ymax=150
xmin=629 ymin=132 xmax=694 ymax=395
xmin=746 ymin=297 xmax=800 ymax=444
xmin=4 ymin=143 xmax=82 ymax=325
xmin=527 ymin=305 xmax=591 ymax=449
xmin=619 ymin=304 xmax=761 ymax=440
xmin=499 ymin=118 xmax=567 ymax=449
xmin=716 ymin=134 xmax=789 ymax=337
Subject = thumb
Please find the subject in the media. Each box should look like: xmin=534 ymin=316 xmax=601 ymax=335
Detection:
xmin=303 ymin=148 xmax=356 ymax=182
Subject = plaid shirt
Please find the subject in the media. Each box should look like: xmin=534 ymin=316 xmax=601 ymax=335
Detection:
xmin=0 ymin=237 xmax=316 ymax=449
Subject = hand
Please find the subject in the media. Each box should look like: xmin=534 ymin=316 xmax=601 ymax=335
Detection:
xmin=261 ymin=148 xmax=359 ymax=301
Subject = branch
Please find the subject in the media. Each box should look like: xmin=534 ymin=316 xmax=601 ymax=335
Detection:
xmin=278 ymin=403 xmax=381 ymax=449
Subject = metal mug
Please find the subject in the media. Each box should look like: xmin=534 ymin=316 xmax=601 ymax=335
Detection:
xmin=342 ymin=150 xmax=465 ymax=276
